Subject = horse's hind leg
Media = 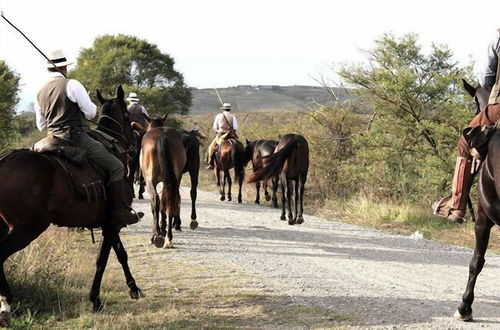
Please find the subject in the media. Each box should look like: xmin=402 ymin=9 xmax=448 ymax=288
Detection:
xmin=215 ymin=167 xmax=225 ymax=201
xmin=296 ymin=175 xmax=305 ymax=224
xmin=90 ymin=228 xmax=115 ymax=313
xmin=225 ymin=170 xmax=232 ymax=202
xmin=237 ymin=169 xmax=243 ymax=204
xmin=264 ymin=179 xmax=271 ymax=202
xmin=112 ymin=235 xmax=144 ymax=300
xmin=146 ymin=183 xmax=162 ymax=246
xmin=286 ymin=179 xmax=294 ymax=225
xmin=138 ymin=175 xmax=145 ymax=200
xmin=0 ymin=227 xmax=45 ymax=326
xmin=280 ymin=176 xmax=286 ymax=221
xmin=293 ymin=179 xmax=299 ymax=223
xmin=455 ymin=206 xmax=494 ymax=322
xmin=255 ymin=181 xmax=261 ymax=204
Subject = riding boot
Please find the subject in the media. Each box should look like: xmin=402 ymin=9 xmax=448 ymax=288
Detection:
xmin=109 ymin=180 xmax=141 ymax=230
xmin=432 ymin=156 xmax=474 ymax=223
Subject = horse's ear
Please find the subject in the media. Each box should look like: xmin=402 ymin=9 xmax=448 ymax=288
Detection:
xmin=278 ymin=134 xmax=282 ymax=139
xmin=131 ymin=121 xmax=146 ymax=132
xmin=462 ymin=79 xmax=477 ymax=98
xmin=117 ymin=85 xmax=125 ymax=101
xmin=246 ymin=138 xmax=250 ymax=145
xmin=96 ymin=89 xmax=106 ymax=105
xmin=162 ymin=113 xmax=169 ymax=122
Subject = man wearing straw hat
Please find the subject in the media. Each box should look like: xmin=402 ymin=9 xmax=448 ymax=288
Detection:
xmin=126 ymin=92 xmax=149 ymax=127
xmin=206 ymin=102 xmax=238 ymax=169
xmin=34 ymin=49 xmax=141 ymax=229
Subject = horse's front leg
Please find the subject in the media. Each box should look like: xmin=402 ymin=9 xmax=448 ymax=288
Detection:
xmin=237 ymin=169 xmax=243 ymax=204
xmin=455 ymin=206 xmax=494 ymax=322
xmin=264 ymin=179 xmax=271 ymax=202
xmin=112 ymin=235 xmax=144 ymax=300
xmin=189 ymin=168 xmax=199 ymax=229
xmin=138 ymin=175 xmax=145 ymax=200
xmin=90 ymin=228 xmax=115 ymax=313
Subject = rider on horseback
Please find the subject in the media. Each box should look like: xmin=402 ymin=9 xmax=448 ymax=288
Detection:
xmin=126 ymin=92 xmax=150 ymax=126
xmin=34 ymin=50 xmax=140 ymax=230
xmin=433 ymin=29 xmax=500 ymax=223
xmin=206 ymin=102 xmax=239 ymax=169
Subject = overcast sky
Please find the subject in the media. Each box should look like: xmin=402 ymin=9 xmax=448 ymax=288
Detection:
xmin=1 ymin=0 xmax=499 ymax=109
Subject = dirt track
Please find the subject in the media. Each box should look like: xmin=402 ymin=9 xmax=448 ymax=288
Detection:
xmin=121 ymin=187 xmax=500 ymax=329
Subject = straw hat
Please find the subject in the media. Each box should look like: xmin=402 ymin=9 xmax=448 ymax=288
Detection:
xmin=46 ymin=49 xmax=73 ymax=69
xmin=126 ymin=92 xmax=140 ymax=102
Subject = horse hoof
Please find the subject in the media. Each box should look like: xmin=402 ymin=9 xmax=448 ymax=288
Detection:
xmin=227 ymin=196 xmax=232 ymax=202
xmin=138 ymin=194 xmax=144 ymax=200
xmin=190 ymin=220 xmax=198 ymax=230
xmin=454 ymin=309 xmax=473 ymax=322
xmin=288 ymin=219 xmax=296 ymax=225
xmin=174 ymin=224 xmax=182 ymax=231
xmin=163 ymin=240 xmax=174 ymax=249
xmin=296 ymin=216 xmax=304 ymax=224
xmin=129 ymin=288 xmax=145 ymax=300
xmin=273 ymin=202 xmax=279 ymax=209
xmin=92 ymin=299 xmax=105 ymax=313
xmin=238 ymin=199 xmax=242 ymax=204
xmin=280 ymin=215 xmax=286 ymax=221
xmin=153 ymin=235 xmax=165 ymax=248
xmin=220 ymin=196 xmax=225 ymax=201
xmin=0 ymin=311 xmax=10 ymax=328
xmin=265 ymin=195 xmax=271 ymax=201
xmin=255 ymin=200 xmax=260 ymax=205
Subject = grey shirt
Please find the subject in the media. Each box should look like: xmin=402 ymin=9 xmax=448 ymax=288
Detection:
xmin=481 ymin=29 xmax=500 ymax=91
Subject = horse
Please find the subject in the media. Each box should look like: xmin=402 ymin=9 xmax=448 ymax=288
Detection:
xmin=244 ymin=139 xmax=279 ymax=207
xmin=214 ymin=137 xmax=247 ymax=203
xmin=247 ymin=134 xmax=309 ymax=225
xmin=140 ymin=116 xmax=186 ymax=248
xmin=129 ymin=128 xmax=146 ymax=199
xmin=454 ymin=80 xmax=499 ymax=321
xmin=0 ymin=86 xmax=143 ymax=326
xmin=131 ymin=121 xmax=202 ymax=231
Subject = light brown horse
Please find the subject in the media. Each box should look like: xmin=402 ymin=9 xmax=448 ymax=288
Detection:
xmin=0 ymin=86 xmax=143 ymax=326
xmin=140 ymin=116 xmax=186 ymax=248
xmin=214 ymin=138 xmax=246 ymax=203
xmin=247 ymin=134 xmax=309 ymax=225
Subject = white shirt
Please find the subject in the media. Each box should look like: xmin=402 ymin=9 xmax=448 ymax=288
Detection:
xmin=213 ymin=111 xmax=238 ymax=133
xmin=127 ymin=101 xmax=149 ymax=116
xmin=34 ymin=72 xmax=97 ymax=131
xmin=480 ymin=29 xmax=500 ymax=90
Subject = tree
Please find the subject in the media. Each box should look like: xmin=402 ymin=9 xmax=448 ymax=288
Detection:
xmin=0 ymin=61 xmax=20 ymax=152
xmin=70 ymin=34 xmax=192 ymax=116
xmin=338 ymin=33 xmax=475 ymax=201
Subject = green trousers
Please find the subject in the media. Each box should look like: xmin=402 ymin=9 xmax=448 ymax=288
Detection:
xmin=70 ymin=131 xmax=124 ymax=182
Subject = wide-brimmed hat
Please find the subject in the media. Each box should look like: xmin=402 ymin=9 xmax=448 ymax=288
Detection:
xmin=46 ymin=49 xmax=73 ymax=69
xmin=221 ymin=102 xmax=231 ymax=110
xmin=126 ymin=92 xmax=140 ymax=102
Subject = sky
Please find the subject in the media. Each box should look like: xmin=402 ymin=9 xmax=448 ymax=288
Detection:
xmin=1 ymin=0 xmax=499 ymax=110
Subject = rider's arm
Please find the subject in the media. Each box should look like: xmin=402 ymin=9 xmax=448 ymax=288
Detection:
xmin=67 ymin=79 xmax=97 ymax=120
xmin=213 ymin=115 xmax=220 ymax=132
xmin=481 ymin=30 xmax=500 ymax=91
xmin=34 ymin=100 xmax=47 ymax=131
xmin=232 ymin=116 xmax=238 ymax=131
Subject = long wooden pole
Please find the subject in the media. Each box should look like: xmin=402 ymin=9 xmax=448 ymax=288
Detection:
xmin=214 ymin=88 xmax=224 ymax=106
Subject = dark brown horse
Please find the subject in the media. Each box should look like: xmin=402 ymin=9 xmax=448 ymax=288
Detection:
xmin=140 ymin=116 xmax=186 ymax=248
xmin=247 ymin=134 xmax=309 ymax=225
xmin=454 ymin=81 xmax=496 ymax=321
xmin=244 ymin=139 xmax=279 ymax=207
xmin=0 ymin=86 xmax=143 ymax=326
xmin=214 ymin=138 xmax=246 ymax=203
xmin=132 ymin=121 xmax=201 ymax=231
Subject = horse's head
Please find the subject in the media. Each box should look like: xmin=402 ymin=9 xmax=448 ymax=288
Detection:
xmin=244 ymin=139 xmax=257 ymax=164
xmin=462 ymin=79 xmax=489 ymax=114
xmin=96 ymin=85 xmax=135 ymax=148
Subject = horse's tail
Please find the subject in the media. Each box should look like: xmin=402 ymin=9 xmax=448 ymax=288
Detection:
xmin=247 ymin=137 xmax=299 ymax=184
xmin=156 ymin=134 xmax=179 ymax=213
xmin=232 ymin=141 xmax=245 ymax=182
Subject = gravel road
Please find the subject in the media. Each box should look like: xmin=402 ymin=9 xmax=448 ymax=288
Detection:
xmin=122 ymin=187 xmax=500 ymax=329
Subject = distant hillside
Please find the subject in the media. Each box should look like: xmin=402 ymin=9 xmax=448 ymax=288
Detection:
xmin=189 ymin=85 xmax=348 ymax=114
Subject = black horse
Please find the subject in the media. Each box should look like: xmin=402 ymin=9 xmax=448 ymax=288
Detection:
xmin=244 ymin=139 xmax=279 ymax=207
xmin=455 ymin=79 xmax=498 ymax=321
xmin=247 ymin=134 xmax=309 ymax=225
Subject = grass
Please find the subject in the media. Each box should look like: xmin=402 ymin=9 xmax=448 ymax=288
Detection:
xmin=3 ymin=226 xmax=351 ymax=329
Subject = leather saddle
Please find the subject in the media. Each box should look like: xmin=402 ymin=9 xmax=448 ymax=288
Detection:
xmin=33 ymin=136 xmax=106 ymax=203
